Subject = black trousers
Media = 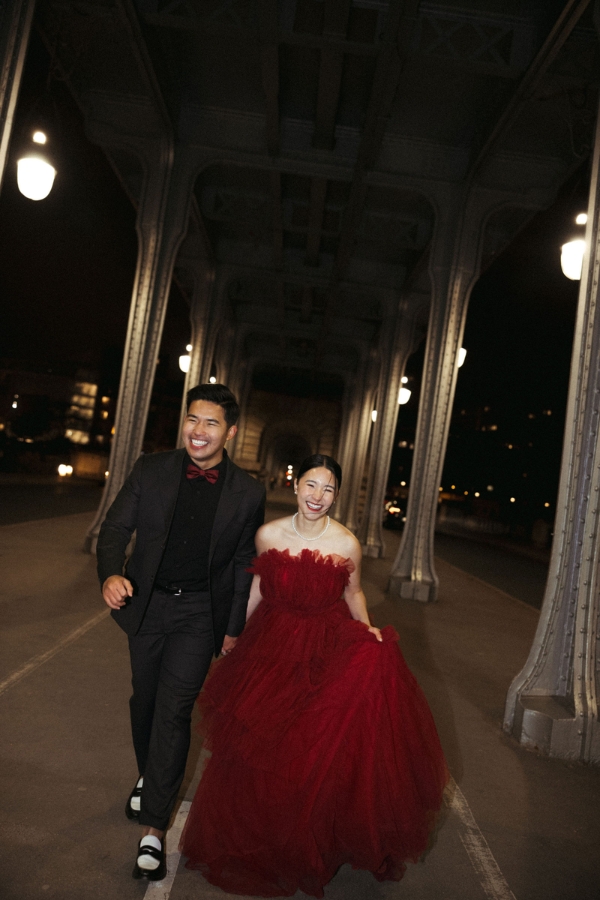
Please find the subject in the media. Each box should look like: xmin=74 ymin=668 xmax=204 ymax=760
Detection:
xmin=128 ymin=588 xmax=214 ymax=830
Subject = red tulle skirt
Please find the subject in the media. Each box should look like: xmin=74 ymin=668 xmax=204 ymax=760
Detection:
xmin=180 ymin=550 xmax=448 ymax=897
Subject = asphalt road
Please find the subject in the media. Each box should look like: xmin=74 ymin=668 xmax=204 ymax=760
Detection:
xmin=433 ymin=532 xmax=549 ymax=610
xmin=0 ymin=481 xmax=104 ymax=525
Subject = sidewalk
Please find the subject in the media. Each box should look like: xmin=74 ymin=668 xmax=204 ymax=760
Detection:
xmin=0 ymin=511 xmax=598 ymax=900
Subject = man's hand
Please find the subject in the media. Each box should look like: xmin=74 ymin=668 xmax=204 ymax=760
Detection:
xmin=102 ymin=575 xmax=133 ymax=610
xmin=221 ymin=635 xmax=238 ymax=656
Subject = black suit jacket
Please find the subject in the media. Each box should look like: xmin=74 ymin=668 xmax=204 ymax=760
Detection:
xmin=96 ymin=448 xmax=266 ymax=653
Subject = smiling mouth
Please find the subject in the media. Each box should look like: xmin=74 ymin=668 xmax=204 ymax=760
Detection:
xmin=190 ymin=438 xmax=209 ymax=448
xmin=306 ymin=501 xmax=323 ymax=511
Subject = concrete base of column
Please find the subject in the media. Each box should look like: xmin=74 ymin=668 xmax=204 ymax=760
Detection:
xmin=83 ymin=533 xmax=97 ymax=555
xmin=361 ymin=538 xmax=385 ymax=559
xmin=506 ymin=696 xmax=600 ymax=763
xmin=388 ymin=572 xmax=438 ymax=602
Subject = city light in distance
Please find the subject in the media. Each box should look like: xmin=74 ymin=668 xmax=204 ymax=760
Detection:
xmin=209 ymin=376 xmax=217 ymax=383
xmin=464 ymin=491 xmax=468 ymax=495
xmin=105 ymin=470 xmax=109 ymax=478
xmin=401 ymin=376 xmax=408 ymax=384
xmin=451 ymin=484 xmax=456 ymax=490
xmin=186 ymin=344 xmax=192 ymax=351
xmin=400 ymin=481 xmax=406 ymax=486
xmin=33 ymin=131 xmax=47 ymax=144
xmin=474 ymin=492 xmax=480 ymax=497
xmin=575 ymin=212 xmax=588 ymax=225
xmin=510 ymin=497 xmax=516 ymax=503
xmin=544 ymin=502 xmax=550 ymax=507
xmin=487 ymin=485 xmax=494 ymax=491
xmin=57 ymin=464 xmax=73 ymax=477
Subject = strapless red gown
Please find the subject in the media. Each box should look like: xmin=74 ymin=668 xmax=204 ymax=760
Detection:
xmin=180 ymin=549 xmax=449 ymax=898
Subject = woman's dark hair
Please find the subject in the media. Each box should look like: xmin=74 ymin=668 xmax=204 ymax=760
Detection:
xmin=186 ymin=383 xmax=240 ymax=426
xmin=296 ymin=454 xmax=342 ymax=489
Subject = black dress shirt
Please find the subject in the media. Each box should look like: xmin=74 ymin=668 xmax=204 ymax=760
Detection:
xmin=155 ymin=454 xmax=227 ymax=591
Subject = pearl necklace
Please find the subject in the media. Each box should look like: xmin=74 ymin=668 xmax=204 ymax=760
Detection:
xmin=292 ymin=512 xmax=331 ymax=541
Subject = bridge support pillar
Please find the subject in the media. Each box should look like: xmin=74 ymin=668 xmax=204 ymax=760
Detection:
xmin=504 ymin=95 xmax=600 ymax=763
xmin=0 ymin=0 xmax=35 ymax=193
xmin=357 ymin=301 xmax=422 ymax=557
xmin=85 ymin=148 xmax=193 ymax=552
xmin=388 ymin=196 xmax=484 ymax=601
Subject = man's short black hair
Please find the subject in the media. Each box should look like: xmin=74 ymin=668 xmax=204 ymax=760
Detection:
xmin=186 ymin=384 xmax=240 ymax=427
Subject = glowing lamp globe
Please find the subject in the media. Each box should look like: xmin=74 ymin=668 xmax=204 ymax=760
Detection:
xmin=398 ymin=387 xmax=411 ymax=405
xmin=179 ymin=354 xmax=191 ymax=373
xmin=17 ymin=155 xmax=56 ymax=200
xmin=561 ymin=239 xmax=585 ymax=281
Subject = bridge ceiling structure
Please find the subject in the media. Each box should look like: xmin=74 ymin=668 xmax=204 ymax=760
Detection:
xmin=35 ymin=0 xmax=600 ymax=388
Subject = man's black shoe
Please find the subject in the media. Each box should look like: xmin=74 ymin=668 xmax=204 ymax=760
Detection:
xmin=125 ymin=776 xmax=143 ymax=820
xmin=132 ymin=836 xmax=166 ymax=881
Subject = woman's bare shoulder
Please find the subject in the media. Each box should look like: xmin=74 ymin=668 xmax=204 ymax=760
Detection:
xmin=256 ymin=516 xmax=292 ymax=545
xmin=329 ymin=520 xmax=361 ymax=558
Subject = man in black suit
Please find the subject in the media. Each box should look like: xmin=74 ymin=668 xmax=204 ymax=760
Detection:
xmin=97 ymin=383 xmax=265 ymax=881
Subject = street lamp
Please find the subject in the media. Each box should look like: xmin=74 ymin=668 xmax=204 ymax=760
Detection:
xmin=17 ymin=131 xmax=56 ymax=201
xmin=561 ymin=239 xmax=585 ymax=280
xmin=560 ymin=213 xmax=588 ymax=281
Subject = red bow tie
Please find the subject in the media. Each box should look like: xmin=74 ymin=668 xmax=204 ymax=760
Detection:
xmin=186 ymin=463 xmax=219 ymax=483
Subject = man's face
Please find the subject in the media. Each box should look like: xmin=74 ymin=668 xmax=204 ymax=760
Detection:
xmin=182 ymin=400 xmax=237 ymax=469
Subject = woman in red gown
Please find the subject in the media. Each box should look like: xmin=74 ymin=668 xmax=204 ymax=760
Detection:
xmin=180 ymin=454 xmax=448 ymax=898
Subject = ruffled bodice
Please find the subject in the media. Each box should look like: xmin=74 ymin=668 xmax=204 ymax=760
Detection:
xmin=249 ymin=548 xmax=353 ymax=614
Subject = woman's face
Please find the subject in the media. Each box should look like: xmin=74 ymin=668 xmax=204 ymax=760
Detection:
xmin=295 ymin=467 xmax=338 ymax=519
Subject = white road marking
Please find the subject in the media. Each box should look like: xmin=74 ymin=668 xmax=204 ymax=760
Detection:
xmin=144 ymin=800 xmax=191 ymax=899
xmin=0 ymin=608 xmax=109 ymax=697
xmin=447 ymin=778 xmax=517 ymax=900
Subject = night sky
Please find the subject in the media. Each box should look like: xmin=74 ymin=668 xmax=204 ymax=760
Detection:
xmin=0 ymin=31 xmax=190 ymax=387
xmin=0 ymin=29 xmax=589 ymax=506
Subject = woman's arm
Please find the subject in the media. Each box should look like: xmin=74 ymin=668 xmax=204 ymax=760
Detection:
xmin=343 ymin=544 xmax=382 ymax=641
xmin=245 ymin=574 xmax=263 ymax=621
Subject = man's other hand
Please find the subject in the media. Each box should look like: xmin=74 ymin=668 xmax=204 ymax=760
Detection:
xmin=102 ymin=575 xmax=134 ymax=609
xmin=221 ymin=635 xmax=238 ymax=655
